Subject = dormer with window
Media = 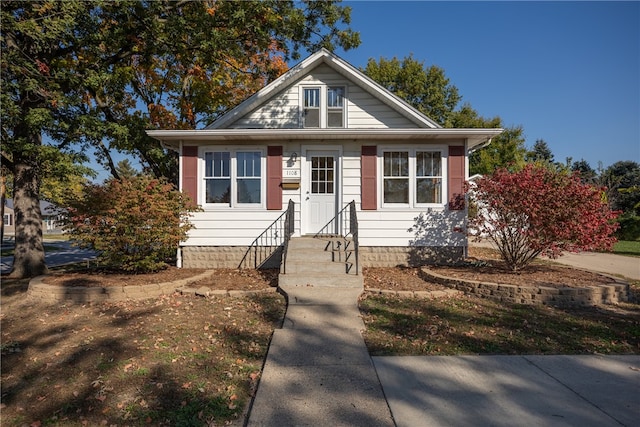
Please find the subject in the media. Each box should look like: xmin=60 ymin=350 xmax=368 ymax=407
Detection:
xmin=302 ymin=86 xmax=346 ymax=128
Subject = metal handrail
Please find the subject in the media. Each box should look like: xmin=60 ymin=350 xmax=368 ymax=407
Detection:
xmin=314 ymin=200 xmax=359 ymax=275
xmin=238 ymin=200 xmax=295 ymax=271
xmin=281 ymin=199 xmax=295 ymax=274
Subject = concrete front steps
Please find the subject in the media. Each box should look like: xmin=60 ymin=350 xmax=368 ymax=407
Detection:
xmin=279 ymin=236 xmax=362 ymax=288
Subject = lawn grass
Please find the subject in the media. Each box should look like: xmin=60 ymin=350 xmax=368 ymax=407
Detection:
xmin=612 ymin=240 xmax=640 ymax=257
xmin=360 ymin=283 xmax=640 ymax=356
xmin=1 ymin=279 xmax=286 ymax=427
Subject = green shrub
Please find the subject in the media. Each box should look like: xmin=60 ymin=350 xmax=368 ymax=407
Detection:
xmin=63 ymin=176 xmax=201 ymax=272
xmin=616 ymin=213 xmax=640 ymax=241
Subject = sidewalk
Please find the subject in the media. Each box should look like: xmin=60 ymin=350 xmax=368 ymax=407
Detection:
xmin=375 ymin=355 xmax=640 ymax=427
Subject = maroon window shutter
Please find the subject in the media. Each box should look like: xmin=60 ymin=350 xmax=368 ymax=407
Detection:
xmin=267 ymin=146 xmax=283 ymax=210
xmin=182 ymin=146 xmax=198 ymax=203
xmin=361 ymin=146 xmax=377 ymax=210
xmin=448 ymin=146 xmax=465 ymax=210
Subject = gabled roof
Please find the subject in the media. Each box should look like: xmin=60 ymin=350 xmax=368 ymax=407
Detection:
xmin=206 ymin=48 xmax=442 ymax=130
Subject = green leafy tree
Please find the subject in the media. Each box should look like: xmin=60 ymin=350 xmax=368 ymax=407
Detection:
xmin=600 ymin=161 xmax=640 ymax=240
xmin=362 ymin=56 xmax=525 ymax=177
xmin=114 ymin=159 xmax=139 ymax=180
xmin=600 ymin=161 xmax=640 ymax=214
xmin=1 ymin=0 xmax=359 ymax=278
xmin=469 ymin=126 xmax=527 ymax=176
xmin=63 ymin=176 xmax=200 ymax=272
xmin=448 ymin=103 xmax=525 ymax=176
xmin=363 ymin=55 xmax=461 ymax=126
xmin=468 ymin=164 xmax=619 ymax=272
xmin=525 ymin=139 xmax=555 ymax=164
xmin=571 ymin=159 xmax=597 ymax=183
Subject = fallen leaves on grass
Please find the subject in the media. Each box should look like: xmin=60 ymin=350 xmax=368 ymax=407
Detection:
xmin=360 ymin=292 xmax=640 ymax=356
xmin=1 ymin=284 xmax=285 ymax=427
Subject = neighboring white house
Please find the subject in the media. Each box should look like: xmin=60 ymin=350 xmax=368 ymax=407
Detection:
xmin=3 ymin=199 xmax=63 ymax=235
xmin=147 ymin=49 xmax=502 ymax=268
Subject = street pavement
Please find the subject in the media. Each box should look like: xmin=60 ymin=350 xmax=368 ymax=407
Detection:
xmin=1 ymin=239 xmax=96 ymax=275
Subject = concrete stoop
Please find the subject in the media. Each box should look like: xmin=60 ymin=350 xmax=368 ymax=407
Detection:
xmin=279 ymin=236 xmax=362 ymax=288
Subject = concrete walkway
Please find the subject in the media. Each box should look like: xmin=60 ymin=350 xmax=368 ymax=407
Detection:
xmin=247 ymin=283 xmax=394 ymax=426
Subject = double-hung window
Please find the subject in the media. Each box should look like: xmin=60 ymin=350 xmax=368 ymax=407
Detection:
xmin=303 ymin=88 xmax=320 ymax=128
xmin=302 ymin=86 xmax=346 ymax=128
xmin=382 ymin=149 xmax=445 ymax=207
xmin=327 ymin=86 xmax=345 ymax=128
xmin=204 ymin=150 xmax=263 ymax=207
xmin=205 ymin=152 xmax=231 ymax=204
xmin=416 ymin=151 xmax=442 ymax=204
xmin=383 ymin=152 xmax=409 ymax=203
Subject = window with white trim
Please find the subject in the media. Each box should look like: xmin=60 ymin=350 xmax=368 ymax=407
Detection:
xmin=204 ymin=150 xmax=263 ymax=206
xmin=383 ymin=151 xmax=409 ymax=203
xmin=301 ymin=85 xmax=346 ymax=128
xmin=416 ymin=151 xmax=442 ymax=204
xmin=327 ymin=86 xmax=345 ymax=128
xmin=382 ymin=148 xmax=445 ymax=207
xmin=303 ymin=87 xmax=320 ymax=128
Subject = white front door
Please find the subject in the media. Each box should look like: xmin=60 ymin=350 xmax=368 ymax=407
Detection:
xmin=304 ymin=150 xmax=339 ymax=234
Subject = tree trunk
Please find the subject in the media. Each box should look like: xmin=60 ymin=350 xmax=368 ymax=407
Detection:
xmin=8 ymin=140 xmax=48 ymax=278
xmin=0 ymin=173 xmax=5 ymax=245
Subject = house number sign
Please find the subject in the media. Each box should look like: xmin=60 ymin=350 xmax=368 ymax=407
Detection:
xmin=283 ymin=168 xmax=300 ymax=182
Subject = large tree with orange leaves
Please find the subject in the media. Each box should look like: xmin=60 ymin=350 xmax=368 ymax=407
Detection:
xmin=1 ymin=0 xmax=359 ymax=278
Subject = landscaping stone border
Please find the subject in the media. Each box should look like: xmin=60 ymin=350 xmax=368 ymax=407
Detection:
xmin=420 ymin=268 xmax=630 ymax=307
xmin=27 ymin=271 xmax=276 ymax=304
xmin=364 ymin=288 xmax=462 ymax=299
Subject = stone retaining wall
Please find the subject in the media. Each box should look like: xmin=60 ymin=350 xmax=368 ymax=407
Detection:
xmin=28 ymin=271 xmax=215 ymax=304
xmin=421 ymin=268 xmax=629 ymax=307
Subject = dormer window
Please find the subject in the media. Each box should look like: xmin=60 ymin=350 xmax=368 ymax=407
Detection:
xmin=303 ymin=87 xmax=320 ymax=128
xmin=327 ymin=86 xmax=345 ymax=128
xmin=302 ymin=85 xmax=346 ymax=128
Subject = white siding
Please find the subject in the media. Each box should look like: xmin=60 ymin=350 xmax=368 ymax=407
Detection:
xmin=182 ymin=140 xmax=464 ymax=248
xmin=231 ymin=88 xmax=300 ymax=129
xmin=357 ymin=209 xmax=466 ymax=247
xmin=229 ymin=64 xmax=418 ymax=129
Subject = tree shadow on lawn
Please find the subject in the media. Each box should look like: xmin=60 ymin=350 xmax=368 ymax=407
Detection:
xmin=359 ymin=295 xmax=640 ymax=356
xmin=1 ymin=285 xmax=285 ymax=426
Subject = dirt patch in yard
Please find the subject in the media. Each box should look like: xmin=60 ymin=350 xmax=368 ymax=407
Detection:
xmin=364 ymin=247 xmax=618 ymax=292
xmin=43 ymin=268 xmax=277 ymax=291
xmin=432 ymin=246 xmax=618 ymax=289
xmin=40 ymin=247 xmax=618 ymax=293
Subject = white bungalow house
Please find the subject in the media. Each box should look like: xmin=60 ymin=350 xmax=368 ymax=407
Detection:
xmin=147 ymin=49 xmax=502 ymax=270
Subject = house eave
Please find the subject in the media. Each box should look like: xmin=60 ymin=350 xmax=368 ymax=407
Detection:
xmin=147 ymin=128 xmax=503 ymax=151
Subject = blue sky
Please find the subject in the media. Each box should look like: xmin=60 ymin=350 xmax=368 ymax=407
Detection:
xmin=335 ymin=1 xmax=640 ymax=170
